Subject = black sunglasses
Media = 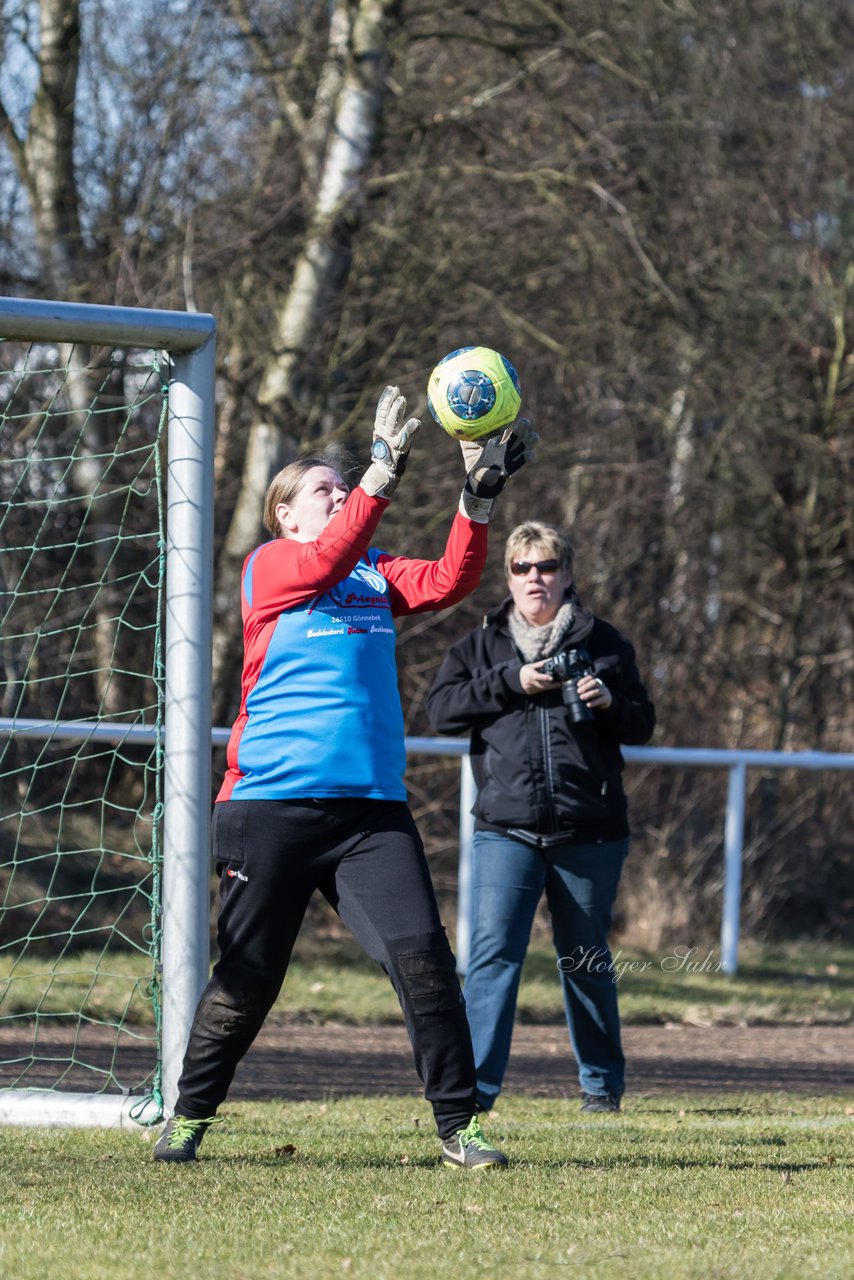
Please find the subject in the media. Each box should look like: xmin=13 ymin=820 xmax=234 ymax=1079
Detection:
xmin=510 ymin=558 xmax=561 ymax=576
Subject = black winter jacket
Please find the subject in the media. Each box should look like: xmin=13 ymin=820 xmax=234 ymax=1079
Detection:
xmin=426 ymin=596 xmax=655 ymax=841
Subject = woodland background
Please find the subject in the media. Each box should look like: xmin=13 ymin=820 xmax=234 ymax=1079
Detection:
xmin=0 ymin=0 xmax=851 ymax=946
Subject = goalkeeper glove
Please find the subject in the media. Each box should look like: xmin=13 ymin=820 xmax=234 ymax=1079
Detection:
xmin=359 ymin=386 xmax=420 ymax=499
xmin=458 ymin=418 xmax=538 ymax=522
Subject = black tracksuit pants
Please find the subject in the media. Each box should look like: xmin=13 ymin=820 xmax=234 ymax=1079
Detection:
xmin=174 ymin=798 xmax=477 ymax=1139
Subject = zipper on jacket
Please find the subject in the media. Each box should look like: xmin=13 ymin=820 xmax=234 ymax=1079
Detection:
xmin=539 ymin=702 xmax=559 ymax=833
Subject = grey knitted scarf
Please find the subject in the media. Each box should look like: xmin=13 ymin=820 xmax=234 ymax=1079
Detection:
xmin=507 ymin=600 xmax=575 ymax=662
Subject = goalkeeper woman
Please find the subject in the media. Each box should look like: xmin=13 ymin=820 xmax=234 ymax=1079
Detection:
xmin=153 ymin=386 xmax=535 ymax=1169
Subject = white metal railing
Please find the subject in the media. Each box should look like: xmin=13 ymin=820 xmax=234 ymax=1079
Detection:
xmin=404 ymin=737 xmax=854 ymax=975
xmin=3 ymin=718 xmax=852 ymax=978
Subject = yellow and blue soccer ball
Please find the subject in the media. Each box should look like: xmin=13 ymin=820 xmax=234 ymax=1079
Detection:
xmin=427 ymin=346 xmax=521 ymax=440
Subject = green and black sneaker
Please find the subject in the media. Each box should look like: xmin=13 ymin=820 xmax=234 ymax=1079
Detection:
xmin=153 ymin=1114 xmax=222 ymax=1163
xmin=441 ymin=1115 xmax=508 ymax=1171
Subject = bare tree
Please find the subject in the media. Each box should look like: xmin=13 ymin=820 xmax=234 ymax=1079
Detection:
xmin=208 ymin=0 xmax=406 ymax=700
xmin=1 ymin=0 xmax=81 ymax=291
xmin=2 ymin=0 xmax=851 ymax=938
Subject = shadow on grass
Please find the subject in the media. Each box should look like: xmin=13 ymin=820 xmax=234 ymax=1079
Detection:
xmin=628 ymin=1105 xmax=751 ymax=1116
xmin=178 ymin=1153 xmax=447 ymax=1172
xmin=172 ymin=1151 xmax=853 ymax=1176
xmin=733 ymin=963 xmax=850 ymax=988
xmin=534 ymin=1156 xmax=853 ymax=1175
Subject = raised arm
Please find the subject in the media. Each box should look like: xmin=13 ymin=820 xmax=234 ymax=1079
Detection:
xmin=245 ymin=385 xmax=421 ymax=617
xmin=378 ymin=414 xmax=539 ymax=614
xmin=376 ymin=513 xmax=488 ymax=616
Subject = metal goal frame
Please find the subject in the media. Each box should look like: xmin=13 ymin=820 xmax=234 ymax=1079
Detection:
xmin=0 ymin=296 xmax=216 ymax=1127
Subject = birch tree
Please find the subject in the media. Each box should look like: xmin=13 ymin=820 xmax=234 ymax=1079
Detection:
xmin=0 ymin=0 xmax=219 ymax=718
xmin=2 ymin=0 xmax=851 ymax=936
xmin=209 ymin=0 xmax=403 ymax=701
xmin=0 ymin=0 xmax=128 ymax=713
xmin=0 ymin=0 xmax=81 ymax=291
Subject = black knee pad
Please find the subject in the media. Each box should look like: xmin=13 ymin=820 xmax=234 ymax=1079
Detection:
xmin=392 ymin=934 xmax=464 ymax=1017
xmin=196 ymin=975 xmax=277 ymax=1035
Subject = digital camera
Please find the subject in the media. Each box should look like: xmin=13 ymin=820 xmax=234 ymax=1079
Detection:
xmin=541 ymin=645 xmax=595 ymax=724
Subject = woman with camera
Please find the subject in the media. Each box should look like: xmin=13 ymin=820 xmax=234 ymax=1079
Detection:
xmin=426 ymin=520 xmax=655 ymax=1113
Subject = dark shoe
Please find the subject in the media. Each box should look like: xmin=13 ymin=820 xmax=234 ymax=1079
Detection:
xmin=442 ymin=1115 xmax=509 ymax=1171
xmin=153 ymin=1114 xmax=222 ymax=1162
xmin=580 ymin=1092 xmax=621 ymax=1113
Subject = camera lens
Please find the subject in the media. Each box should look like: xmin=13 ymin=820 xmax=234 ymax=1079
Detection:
xmin=562 ymin=679 xmax=594 ymax=723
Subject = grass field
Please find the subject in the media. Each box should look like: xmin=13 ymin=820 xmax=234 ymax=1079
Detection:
xmin=280 ymin=936 xmax=854 ymax=1028
xmin=2 ymin=939 xmax=851 ymax=1028
xmin=1 ymin=1094 xmax=851 ymax=1280
xmin=1 ymin=943 xmax=851 ymax=1277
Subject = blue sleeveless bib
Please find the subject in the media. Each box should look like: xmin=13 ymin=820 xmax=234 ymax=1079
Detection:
xmin=229 ymin=549 xmax=406 ymax=800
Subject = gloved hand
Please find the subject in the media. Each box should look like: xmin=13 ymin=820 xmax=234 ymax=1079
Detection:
xmin=359 ymin=386 xmax=420 ymax=499
xmin=458 ymin=418 xmax=538 ymax=522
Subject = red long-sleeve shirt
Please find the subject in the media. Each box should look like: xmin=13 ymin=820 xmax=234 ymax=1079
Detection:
xmin=217 ymin=489 xmax=488 ymax=802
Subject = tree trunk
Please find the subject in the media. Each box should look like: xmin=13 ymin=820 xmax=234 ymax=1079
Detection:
xmin=22 ymin=0 xmax=82 ymax=294
xmin=210 ymin=0 xmax=399 ymax=714
xmin=3 ymin=1 xmax=128 ymax=717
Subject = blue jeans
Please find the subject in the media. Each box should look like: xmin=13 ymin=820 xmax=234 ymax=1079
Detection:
xmin=463 ymin=830 xmax=629 ymax=1107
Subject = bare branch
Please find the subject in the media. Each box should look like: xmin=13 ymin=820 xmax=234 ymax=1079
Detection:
xmin=436 ymin=48 xmax=561 ymax=122
xmin=587 ymin=181 xmax=682 ymax=312
xmin=228 ymin=0 xmax=309 ymax=146
xmin=524 ymin=0 xmax=654 ymax=95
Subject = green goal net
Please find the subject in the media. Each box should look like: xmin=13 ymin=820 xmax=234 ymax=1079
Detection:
xmin=0 ymin=339 xmax=168 ymax=1124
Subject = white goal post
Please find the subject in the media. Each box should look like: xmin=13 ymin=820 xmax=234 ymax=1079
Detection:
xmin=0 ymin=296 xmax=216 ymax=1127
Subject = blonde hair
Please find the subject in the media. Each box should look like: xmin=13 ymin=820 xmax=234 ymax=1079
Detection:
xmin=262 ymin=458 xmax=347 ymax=537
xmin=504 ymin=521 xmax=575 ymax=578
